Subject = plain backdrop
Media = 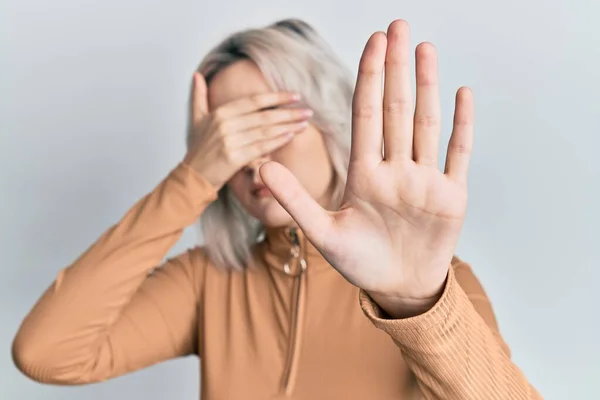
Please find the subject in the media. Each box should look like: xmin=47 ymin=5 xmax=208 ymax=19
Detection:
xmin=2 ymin=0 xmax=599 ymax=399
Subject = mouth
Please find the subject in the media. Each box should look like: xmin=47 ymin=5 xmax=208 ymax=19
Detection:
xmin=252 ymin=185 xmax=273 ymax=198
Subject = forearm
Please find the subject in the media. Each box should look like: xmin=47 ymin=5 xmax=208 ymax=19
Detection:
xmin=12 ymin=162 xmax=217 ymax=383
xmin=360 ymin=267 xmax=542 ymax=399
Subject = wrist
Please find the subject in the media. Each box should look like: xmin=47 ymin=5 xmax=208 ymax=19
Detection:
xmin=367 ymin=273 xmax=448 ymax=319
xmin=182 ymin=157 xmax=225 ymax=191
xmin=199 ymin=171 xmax=225 ymax=192
xmin=368 ymin=292 xmax=442 ymax=319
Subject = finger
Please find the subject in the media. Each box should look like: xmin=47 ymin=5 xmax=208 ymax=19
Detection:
xmin=215 ymin=92 xmax=301 ymax=120
xmin=229 ymin=107 xmax=313 ymax=132
xmin=192 ymin=72 xmax=209 ymax=122
xmin=444 ymin=87 xmax=474 ymax=186
xmin=383 ymin=19 xmax=413 ymax=161
xmin=233 ymin=121 xmax=309 ymax=147
xmin=413 ymin=42 xmax=442 ymax=167
xmin=350 ymin=31 xmax=387 ymax=163
xmin=260 ymin=161 xmax=333 ymax=248
xmin=241 ymin=132 xmax=296 ymax=162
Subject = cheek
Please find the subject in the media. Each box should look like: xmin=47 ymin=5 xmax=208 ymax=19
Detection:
xmin=292 ymin=124 xmax=327 ymax=153
xmin=272 ymin=127 xmax=332 ymax=193
xmin=227 ymin=173 xmax=249 ymax=202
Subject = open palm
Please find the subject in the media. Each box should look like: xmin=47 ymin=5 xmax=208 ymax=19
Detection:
xmin=261 ymin=20 xmax=474 ymax=316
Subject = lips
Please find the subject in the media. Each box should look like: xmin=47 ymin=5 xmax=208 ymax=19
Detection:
xmin=252 ymin=184 xmax=272 ymax=198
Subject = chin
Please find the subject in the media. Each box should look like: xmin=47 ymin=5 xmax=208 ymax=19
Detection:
xmin=250 ymin=199 xmax=294 ymax=228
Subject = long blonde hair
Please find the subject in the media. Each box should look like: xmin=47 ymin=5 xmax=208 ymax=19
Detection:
xmin=189 ymin=19 xmax=353 ymax=270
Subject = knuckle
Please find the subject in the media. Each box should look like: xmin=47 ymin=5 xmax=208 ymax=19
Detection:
xmin=288 ymin=187 xmax=303 ymax=206
xmin=352 ymin=104 xmax=376 ymax=119
xmin=414 ymin=114 xmax=439 ymax=128
xmin=448 ymin=141 xmax=471 ymax=155
xmin=384 ymin=58 xmax=408 ymax=69
xmin=454 ymin=117 xmax=471 ymax=128
xmin=263 ymin=126 xmax=276 ymax=137
xmin=357 ymin=65 xmax=379 ymax=78
xmin=259 ymin=112 xmax=271 ymax=124
xmin=383 ymin=98 xmax=410 ymax=115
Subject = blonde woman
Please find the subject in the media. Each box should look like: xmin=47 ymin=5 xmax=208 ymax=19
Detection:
xmin=13 ymin=18 xmax=540 ymax=399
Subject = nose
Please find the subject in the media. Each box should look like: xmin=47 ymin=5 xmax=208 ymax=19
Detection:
xmin=243 ymin=154 xmax=271 ymax=178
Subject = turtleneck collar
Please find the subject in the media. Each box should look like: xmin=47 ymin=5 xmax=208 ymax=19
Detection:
xmin=258 ymin=224 xmax=330 ymax=275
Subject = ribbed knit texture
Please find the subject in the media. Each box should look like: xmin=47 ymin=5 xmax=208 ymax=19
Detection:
xmin=360 ymin=268 xmax=541 ymax=399
xmin=12 ymin=163 xmax=541 ymax=399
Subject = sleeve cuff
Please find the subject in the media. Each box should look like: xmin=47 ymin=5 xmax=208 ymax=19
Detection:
xmin=170 ymin=162 xmax=219 ymax=205
xmin=359 ymin=266 xmax=470 ymax=346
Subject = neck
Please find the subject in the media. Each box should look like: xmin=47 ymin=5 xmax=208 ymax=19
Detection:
xmin=317 ymin=174 xmax=339 ymax=212
xmin=261 ymin=224 xmax=328 ymax=275
xmin=258 ymin=176 xmax=337 ymax=273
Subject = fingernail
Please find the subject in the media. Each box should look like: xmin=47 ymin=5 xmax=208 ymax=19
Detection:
xmin=302 ymin=109 xmax=314 ymax=117
xmin=291 ymin=93 xmax=301 ymax=101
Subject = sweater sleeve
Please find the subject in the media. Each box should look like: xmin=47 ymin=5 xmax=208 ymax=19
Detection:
xmin=12 ymin=162 xmax=218 ymax=385
xmin=359 ymin=258 xmax=542 ymax=399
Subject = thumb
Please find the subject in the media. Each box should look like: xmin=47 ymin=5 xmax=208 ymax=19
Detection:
xmin=192 ymin=72 xmax=209 ymax=121
xmin=260 ymin=161 xmax=333 ymax=248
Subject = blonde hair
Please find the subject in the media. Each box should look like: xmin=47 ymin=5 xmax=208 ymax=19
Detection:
xmin=189 ymin=18 xmax=353 ymax=270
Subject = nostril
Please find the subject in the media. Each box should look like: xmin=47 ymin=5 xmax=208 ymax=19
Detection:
xmin=242 ymin=166 xmax=254 ymax=176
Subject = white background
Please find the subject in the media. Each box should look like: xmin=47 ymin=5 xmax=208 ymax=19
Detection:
xmin=2 ymin=0 xmax=599 ymax=399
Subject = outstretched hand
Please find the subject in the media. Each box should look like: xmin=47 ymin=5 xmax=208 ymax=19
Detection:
xmin=260 ymin=20 xmax=474 ymax=318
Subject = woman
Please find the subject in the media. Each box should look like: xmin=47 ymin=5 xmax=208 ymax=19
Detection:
xmin=12 ymin=18 xmax=541 ymax=399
